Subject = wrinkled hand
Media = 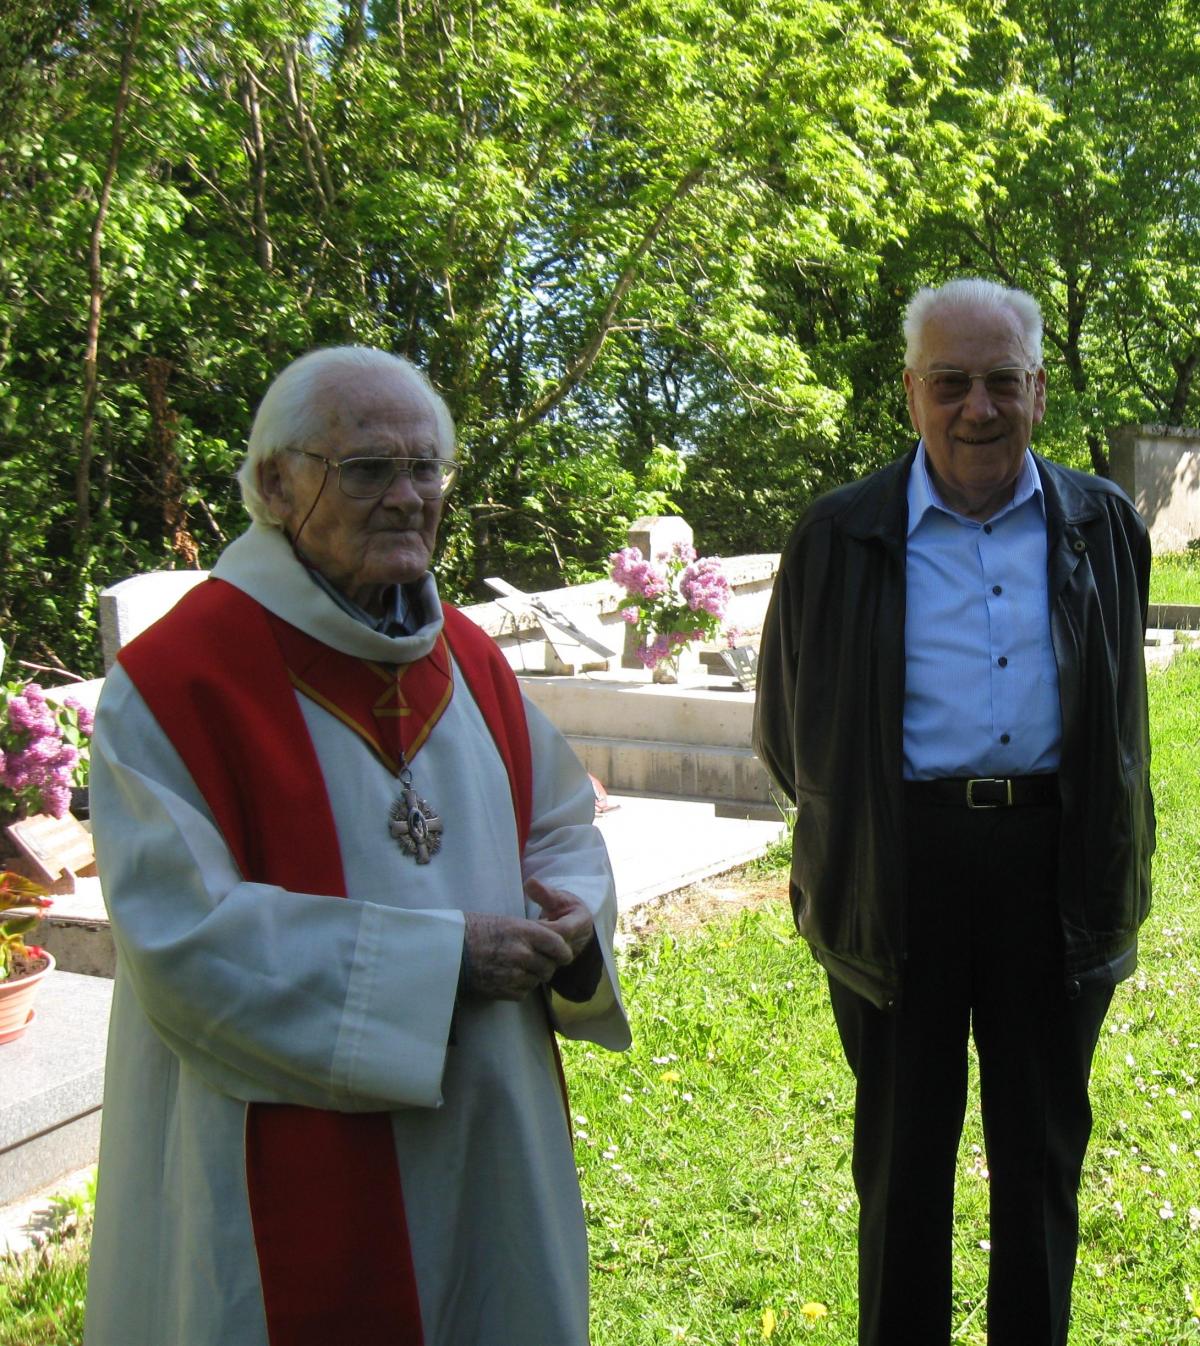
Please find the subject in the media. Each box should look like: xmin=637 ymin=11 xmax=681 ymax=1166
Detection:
xmin=525 ymin=878 xmax=595 ymax=960
xmin=461 ymin=912 xmax=574 ymax=1002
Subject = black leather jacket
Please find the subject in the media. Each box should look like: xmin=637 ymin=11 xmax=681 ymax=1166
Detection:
xmin=754 ymin=449 xmax=1155 ymax=1010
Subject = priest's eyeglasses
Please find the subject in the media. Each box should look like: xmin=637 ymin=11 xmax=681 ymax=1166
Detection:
xmin=913 ymin=366 xmax=1034 ymax=405
xmin=290 ymin=449 xmax=460 ymax=500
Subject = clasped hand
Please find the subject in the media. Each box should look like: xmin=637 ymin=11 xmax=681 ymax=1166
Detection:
xmin=461 ymin=878 xmax=595 ymax=1001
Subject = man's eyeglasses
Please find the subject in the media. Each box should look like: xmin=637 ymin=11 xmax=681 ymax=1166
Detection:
xmin=289 ymin=449 xmax=460 ymax=500
xmin=912 ymin=366 xmax=1034 ymax=405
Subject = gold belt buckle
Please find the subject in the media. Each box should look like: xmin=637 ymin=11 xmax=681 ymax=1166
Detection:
xmin=966 ymin=777 xmax=1012 ymax=809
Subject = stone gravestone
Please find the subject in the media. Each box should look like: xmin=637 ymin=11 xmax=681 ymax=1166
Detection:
xmin=99 ymin=570 xmax=208 ymax=670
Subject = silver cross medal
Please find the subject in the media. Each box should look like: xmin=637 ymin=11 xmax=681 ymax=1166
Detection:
xmin=388 ymin=759 xmax=444 ymax=864
xmin=389 ymin=785 xmax=444 ymax=863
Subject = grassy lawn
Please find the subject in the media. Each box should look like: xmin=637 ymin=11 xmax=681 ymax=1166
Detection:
xmin=567 ymin=648 xmax=1200 ymax=1345
xmin=3 ymin=655 xmax=1198 ymax=1346
xmin=1151 ymin=550 xmax=1200 ymax=606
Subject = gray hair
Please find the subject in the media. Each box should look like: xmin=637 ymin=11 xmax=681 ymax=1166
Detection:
xmin=237 ymin=347 xmax=457 ymax=527
xmin=903 ymin=278 xmax=1044 ymax=369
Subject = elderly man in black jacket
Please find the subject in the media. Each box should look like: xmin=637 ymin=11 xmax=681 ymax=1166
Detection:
xmin=754 ymin=278 xmax=1153 ymax=1346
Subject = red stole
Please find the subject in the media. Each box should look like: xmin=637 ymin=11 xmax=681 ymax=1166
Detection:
xmin=117 ymin=577 xmax=532 ymax=1346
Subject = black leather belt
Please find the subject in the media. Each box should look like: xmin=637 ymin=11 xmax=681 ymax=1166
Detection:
xmin=904 ymin=774 xmax=1059 ymax=809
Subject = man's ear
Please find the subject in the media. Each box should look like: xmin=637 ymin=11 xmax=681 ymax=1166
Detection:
xmin=258 ymin=455 xmax=292 ymax=524
xmin=902 ymin=371 xmax=921 ymax=435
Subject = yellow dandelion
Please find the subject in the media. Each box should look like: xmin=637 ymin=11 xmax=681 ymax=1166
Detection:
xmin=761 ymin=1305 xmax=777 ymax=1338
xmin=800 ymin=1301 xmax=829 ymax=1321
xmin=659 ymin=1069 xmax=681 ymax=1083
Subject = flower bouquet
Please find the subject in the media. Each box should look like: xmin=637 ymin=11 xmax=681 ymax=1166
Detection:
xmin=610 ymin=541 xmax=731 ymax=680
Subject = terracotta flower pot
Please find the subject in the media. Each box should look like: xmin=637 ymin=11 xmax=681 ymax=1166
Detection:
xmin=0 ymin=951 xmax=54 ymax=1045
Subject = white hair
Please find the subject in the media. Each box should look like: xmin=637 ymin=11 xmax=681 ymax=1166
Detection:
xmin=237 ymin=347 xmax=457 ymax=527
xmin=903 ymin=278 xmax=1044 ymax=369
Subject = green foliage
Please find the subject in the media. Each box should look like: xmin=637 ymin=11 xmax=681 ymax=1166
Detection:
xmin=902 ymin=0 xmax=1200 ymax=474
xmin=0 ymin=0 xmax=1003 ymax=670
xmin=0 ymin=869 xmax=53 ymax=981
xmin=3 ymin=0 xmax=1200 ymax=671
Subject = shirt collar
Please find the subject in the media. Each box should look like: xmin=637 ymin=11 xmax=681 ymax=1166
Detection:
xmin=304 ymin=566 xmax=415 ymax=635
xmin=907 ymin=441 xmax=1044 ymax=536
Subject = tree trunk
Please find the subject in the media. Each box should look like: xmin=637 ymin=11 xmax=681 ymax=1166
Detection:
xmin=76 ymin=4 xmax=144 ymax=551
xmin=145 ymin=356 xmax=201 ymax=567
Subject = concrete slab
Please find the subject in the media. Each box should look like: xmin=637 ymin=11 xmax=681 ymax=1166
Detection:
xmin=572 ymin=736 xmax=774 ymax=807
xmin=595 ymin=791 xmax=786 ymax=912
xmin=0 ymin=970 xmax=112 ymax=1206
xmin=521 ymin=669 xmax=757 ymax=746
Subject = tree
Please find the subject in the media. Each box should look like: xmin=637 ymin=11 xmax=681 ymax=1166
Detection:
xmin=907 ymin=0 xmax=1200 ymax=473
xmin=0 ymin=0 xmax=993 ymax=673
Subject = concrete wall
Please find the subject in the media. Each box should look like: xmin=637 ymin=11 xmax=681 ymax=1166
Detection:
xmin=98 ymin=525 xmax=780 ymax=676
xmin=1108 ymin=425 xmax=1200 ymax=552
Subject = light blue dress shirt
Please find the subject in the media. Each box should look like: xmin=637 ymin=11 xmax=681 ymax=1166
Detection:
xmin=903 ymin=443 xmax=1062 ymax=780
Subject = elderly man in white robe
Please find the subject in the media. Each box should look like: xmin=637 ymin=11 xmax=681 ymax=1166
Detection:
xmin=84 ymin=348 xmax=630 ymax=1346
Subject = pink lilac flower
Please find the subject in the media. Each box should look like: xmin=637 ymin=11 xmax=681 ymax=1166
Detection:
xmin=65 ymin=699 xmax=95 ymax=736
xmin=610 ymin=547 xmax=668 ymax=600
xmin=620 ymin=606 xmax=640 ymax=624
xmin=40 ymin=779 xmax=71 ymax=819
xmin=635 ymin=633 xmax=676 ymax=669
xmin=24 ymin=737 xmax=61 ymax=766
xmin=6 ymin=690 xmax=56 ymax=737
xmin=2 ymin=683 xmax=89 ymax=818
xmin=680 ymin=558 xmax=730 ymax=620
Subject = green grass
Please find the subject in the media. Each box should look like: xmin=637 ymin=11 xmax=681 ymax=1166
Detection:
xmin=1150 ymin=550 xmax=1200 ymax=606
xmin=566 ymin=649 xmax=1200 ymax=1345
xmin=0 ymin=1179 xmax=93 ymax=1346
xmin=4 ymin=658 xmax=1199 ymax=1346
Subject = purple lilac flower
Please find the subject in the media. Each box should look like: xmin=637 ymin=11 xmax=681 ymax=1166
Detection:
xmin=24 ymin=736 xmax=61 ymax=766
xmin=610 ymin=547 xmax=668 ymax=601
xmin=6 ymin=691 xmax=56 ymax=738
xmin=680 ymin=558 xmax=730 ymax=620
xmin=620 ymin=606 xmax=641 ymax=624
xmin=40 ymin=779 xmax=71 ymax=819
xmin=2 ymin=683 xmax=88 ymax=818
xmin=65 ymin=699 xmax=95 ymax=737
xmin=635 ymin=633 xmax=676 ymax=669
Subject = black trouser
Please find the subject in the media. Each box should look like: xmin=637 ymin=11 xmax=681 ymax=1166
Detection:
xmin=827 ymin=795 xmax=1113 ymax=1346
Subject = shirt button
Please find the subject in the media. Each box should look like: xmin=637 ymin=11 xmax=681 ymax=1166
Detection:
xmin=1000 ymin=733 xmax=1011 ymax=744
xmin=983 ymin=524 xmax=993 ymax=534
xmin=992 ymin=585 xmax=1002 ymax=595
xmin=998 ymin=656 xmax=1008 ymax=668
